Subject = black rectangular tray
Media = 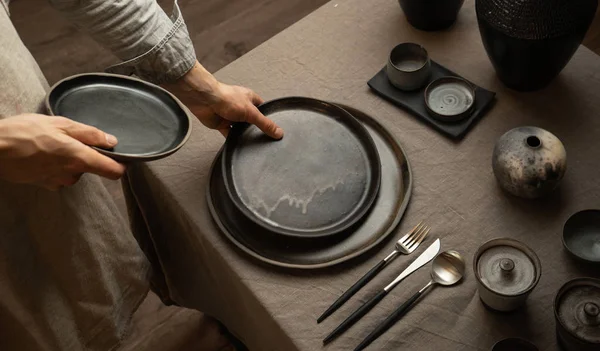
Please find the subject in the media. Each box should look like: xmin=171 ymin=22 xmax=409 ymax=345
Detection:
xmin=367 ymin=61 xmax=496 ymax=139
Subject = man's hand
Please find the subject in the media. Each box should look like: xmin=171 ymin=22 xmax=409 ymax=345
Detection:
xmin=163 ymin=61 xmax=283 ymax=139
xmin=0 ymin=114 xmax=125 ymax=190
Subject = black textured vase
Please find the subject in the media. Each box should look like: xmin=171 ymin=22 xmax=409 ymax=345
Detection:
xmin=476 ymin=0 xmax=598 ymax=91
xmin=398 ymin=0 xmax=465 ymax=31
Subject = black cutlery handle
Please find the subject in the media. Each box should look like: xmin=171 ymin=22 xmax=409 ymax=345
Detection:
xmin=317 ymin=259 xmax=388 ymax=324
xmin=353 ymin=290 xmax=423 ymax=351
xmin=323 ymin=289 xmax=388 ymax=345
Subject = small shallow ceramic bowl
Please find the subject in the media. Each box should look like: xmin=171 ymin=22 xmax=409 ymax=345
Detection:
xmin=563 ymin=210 xmax=600 ymax=264
xmin=424 ymin=76 xmax=475 ymax=122
xmin=386 ymin=43 xmax=431 ymax=91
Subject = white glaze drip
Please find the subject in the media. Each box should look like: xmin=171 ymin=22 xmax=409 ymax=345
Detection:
xmin=243 ymin=178 xmax=347 ymax=220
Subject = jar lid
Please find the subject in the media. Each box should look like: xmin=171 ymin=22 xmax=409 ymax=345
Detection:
xmin=555 ymin=278 xmax=600 ymax=344
xmin=474 ymin=238 xmax=541 ymax=296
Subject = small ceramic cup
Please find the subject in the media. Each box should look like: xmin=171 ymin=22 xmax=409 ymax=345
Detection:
xmin=386 ymin=43 xmax=431 ymax=91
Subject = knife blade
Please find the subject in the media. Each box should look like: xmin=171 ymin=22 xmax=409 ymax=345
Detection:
xmin=384 ymin=238 xmax=440 ymax=292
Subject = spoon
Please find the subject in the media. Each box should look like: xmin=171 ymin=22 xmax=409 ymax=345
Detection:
xmin=354 ymin=250 xmax=465 ymax=351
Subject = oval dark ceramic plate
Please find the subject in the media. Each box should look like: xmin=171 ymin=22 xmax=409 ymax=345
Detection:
xmin=221 ymin=97 xmax=381 ymax=239
xmin=207 ymin=104 xmax=411 ymax=269
xmin=563 ymin=210 xmax=600 ymax=263
xmin=46 ymin=73 xmax=192 ymax=162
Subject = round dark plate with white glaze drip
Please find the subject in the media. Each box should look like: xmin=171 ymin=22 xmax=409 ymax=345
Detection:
xmin=221 ymin=97 xmax=381 ymax=239
xmin=207 ymin=104 xmax=412 ymax=269
xmin=46 ymin=73 xmax=192 ymax=162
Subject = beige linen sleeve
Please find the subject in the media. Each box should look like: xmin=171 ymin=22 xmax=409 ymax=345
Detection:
xmin=49 ymin=0 xmax=197 ymax=84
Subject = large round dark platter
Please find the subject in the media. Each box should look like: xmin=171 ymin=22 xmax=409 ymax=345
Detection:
xmin=563 ymin=210 xmax=600 ymax=264
xmin=221 ymin=97 xmax=381 ymax=239
xmin=46 ymin=73 xmax=192 ymax=162
xmin=207 ymin=104 xmax=412 ymax=269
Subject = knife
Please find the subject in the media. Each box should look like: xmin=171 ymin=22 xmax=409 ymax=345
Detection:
xmin=322 ymin=238 xmax=441 ymax=345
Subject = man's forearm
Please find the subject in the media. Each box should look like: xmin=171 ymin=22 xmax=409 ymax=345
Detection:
xmin=173 ymin=61 xmax=223 ymax=105
xmin=48 ymin=0 xmax=196 ymax=84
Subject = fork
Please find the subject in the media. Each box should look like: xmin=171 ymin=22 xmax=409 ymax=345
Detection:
xmin=316 ymin=222 xmax=431 ymax=323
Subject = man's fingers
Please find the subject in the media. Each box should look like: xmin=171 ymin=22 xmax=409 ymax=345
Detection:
xmin=200 ymin=114 xmax=230 ymax=137
xmin=199 ymin=113 xmax=226 ymax=130
xmin=40 ymin=182 xmax=61 ymax=191
xmin=46 ymin=174 xmax=82 ymax=189
xmin=248 ymin=90 xmax=265 ymax=106
xmin=218 ymin=127 xmax=230 ymax=138
xmin=57 ymin=174 xmax=83 ymax=186
xmin=245 ymin=105 xmax=283 ymax=140
xmin=76 ymin=146 xmax=126 ymax=180
xmin=57 ymin=118 xmax=118 ymax=149
xmin=244 ymin=88 xmax=279 ymax=139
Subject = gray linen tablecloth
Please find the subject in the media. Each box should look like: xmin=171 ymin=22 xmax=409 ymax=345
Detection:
xmin=125 ymin=0 xmax=600 ymax=350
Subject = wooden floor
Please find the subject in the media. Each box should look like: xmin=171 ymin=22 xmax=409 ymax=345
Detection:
xmin=7 ymin=0 xmax=600 ymax=350
xmin=10 ymin=0 xmax=329 ymax=85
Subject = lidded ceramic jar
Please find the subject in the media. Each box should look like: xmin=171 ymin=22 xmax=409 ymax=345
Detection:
xmin=492 ymin=126 xmax=566 ymax=199
xmin=491 ymin=338 xmax=538 ymax=351
xmin=474 ymin=238 xmax=542 ymax=311
xmin=554 ymin=278 xmax=600 ymax=351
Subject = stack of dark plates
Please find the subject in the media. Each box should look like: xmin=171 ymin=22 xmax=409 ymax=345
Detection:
xmin=207 ymin=97 xmax=413 ymax=269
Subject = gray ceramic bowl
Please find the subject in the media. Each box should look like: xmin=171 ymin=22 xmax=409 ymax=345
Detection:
xmin=386 ymin=43 xmax=431 ymax=91
xmin=562 ymin=210 xmax=600 ymax=264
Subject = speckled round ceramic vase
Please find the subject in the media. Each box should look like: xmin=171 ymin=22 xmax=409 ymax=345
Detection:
xmin=492 ymin=126 xmax=566 ymax=199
